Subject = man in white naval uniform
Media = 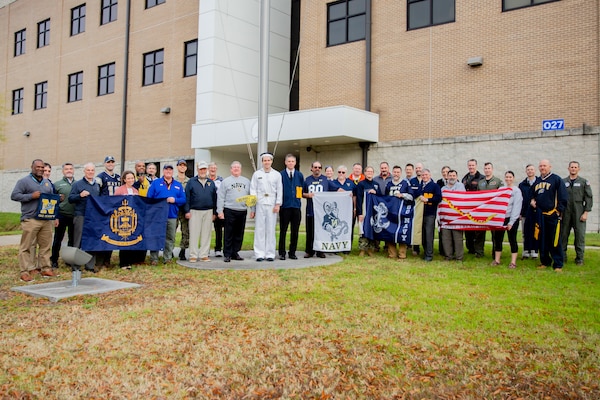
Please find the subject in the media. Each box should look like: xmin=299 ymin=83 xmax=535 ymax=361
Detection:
xmin=250 ymin=153 xmax=283 ymax=261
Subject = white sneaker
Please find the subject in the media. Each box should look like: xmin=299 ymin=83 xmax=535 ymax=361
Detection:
xmin=530 ymin=251 xmax=538 ymax=259
xmin=215 ymin=250 xmax=223 ymax=257
xmin=521 ymin=251 xmax=530 ymax=259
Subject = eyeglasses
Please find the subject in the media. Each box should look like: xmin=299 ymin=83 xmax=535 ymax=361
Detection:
xmin=338 ymin=171 xmax=346 ymax=174
xmin=313 ymin=166 xmax=322 ymax=169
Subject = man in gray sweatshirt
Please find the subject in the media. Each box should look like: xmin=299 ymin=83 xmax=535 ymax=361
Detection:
xmin=11 ymin=159 xmax=58 ymax=282
xmin=216 ymin=161 xmax=254 ymax=262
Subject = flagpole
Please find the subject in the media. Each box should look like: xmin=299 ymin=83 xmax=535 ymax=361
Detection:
xmin=257 ymin=0 xmax=270 ymax=158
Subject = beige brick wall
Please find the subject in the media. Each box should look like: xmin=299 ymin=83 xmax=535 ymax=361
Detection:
xmin=0 ymin=0 xmax=198 ymax=170
xmin=300 ymin=0 xmax=599 ymax=141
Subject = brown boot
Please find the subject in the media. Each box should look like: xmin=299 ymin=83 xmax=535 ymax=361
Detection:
xmin=387 ymin=242 xmax=398 ymax=259
xmin=397 ymin=244 xmax=407 ymax=259
xmin=367 ymin=249 xmax=375 ymax=257
xmin=359 ymin=250 xmax=365 ymax=257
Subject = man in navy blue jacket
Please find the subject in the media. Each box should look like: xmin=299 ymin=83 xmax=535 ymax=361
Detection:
xmin=279 ymin=154 xmax=304 ymax=260
xmin=531 ymin=159 xmax=568 ymax=271
xmin=184 ymin=161 xmax=217 ymax=263
xmin=148 ymin=164 xmax=186 ymax=264
xmin=419 ymin=169 xmax=442 ymax=262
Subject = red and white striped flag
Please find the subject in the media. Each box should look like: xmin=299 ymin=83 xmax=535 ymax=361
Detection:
xmin=438 ymin=188 xmax=513 ymax=230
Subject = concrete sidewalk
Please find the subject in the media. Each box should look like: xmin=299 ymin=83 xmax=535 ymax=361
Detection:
xmin=0 ymin=234 xmax=20 ymax=246
xmin=1 ymin=234 xmax=344 ymax=271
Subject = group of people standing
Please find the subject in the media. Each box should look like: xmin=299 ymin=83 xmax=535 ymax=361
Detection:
xmin=11 ymin=153 xmax=592 ymax=282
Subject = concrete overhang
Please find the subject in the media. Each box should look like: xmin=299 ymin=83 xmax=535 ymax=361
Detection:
xmin=191 ymin=105 xmax=379 ymax=154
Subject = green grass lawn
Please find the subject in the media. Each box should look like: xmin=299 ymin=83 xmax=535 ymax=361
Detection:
xmin=0 ymin=224 xmax=599 ymax=398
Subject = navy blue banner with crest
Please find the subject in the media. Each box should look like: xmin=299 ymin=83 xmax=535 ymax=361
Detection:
xmin=82 ymin=196 xmax=168 ymax=251
xmin=363 ymin=194 xmax=421 ymax=245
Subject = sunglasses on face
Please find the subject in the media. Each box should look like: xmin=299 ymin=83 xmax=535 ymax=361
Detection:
xmin=338 ymin=171 xmax=346 ymax=174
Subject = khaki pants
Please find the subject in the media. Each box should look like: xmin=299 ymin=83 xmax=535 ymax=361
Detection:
xmin=18 ymin=219 xmax=53 ymax=273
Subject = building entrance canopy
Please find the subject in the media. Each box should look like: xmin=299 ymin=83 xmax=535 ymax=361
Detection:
xmin=191 ymin=106 xmax=379 ymax=156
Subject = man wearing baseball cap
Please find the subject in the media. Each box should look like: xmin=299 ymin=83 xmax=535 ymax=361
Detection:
xmin=175 ymin=159 xmax=190 ymax=260
xmin=184 ymin=161 xmax=217 ymax=262
xmin=147 ymin=164 xmax=186 ymax=265
xmin=96 ymin=155 xmax=121 ymax=268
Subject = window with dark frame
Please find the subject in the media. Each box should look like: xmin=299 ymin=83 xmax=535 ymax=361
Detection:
xmin=98 ymin=62 xmax=116 ymax=96
xmin=14 ymin=29 xmax=26 ymax=56
xmin=71 ymin=4 xmax=86 ymax=36
xmin=12 ymin=88 xmax=24 ymax=115
xmin=145 ymin=0 xmax=165 ymax=9
xmin=35 ymin=81 xmax=48 ymax=110
xmin=184 ymin=39 xmax=198 ymax=77
xmin=68 ymin=72 xmax=84 ymax=102
xmin=503 ymin=0 xmax=558 ymax=12
xmin=101 ymin=0 xmax=118 ymax=25
xmin=327 ymin=0 xmax=366 ymax=47
xmin=143 ymin=49 xmax=164 ymax=86
xmin=37 ymin=19 xmax=50 ymax=48
xmin=407 ymin=0 xmax=455 ymax=31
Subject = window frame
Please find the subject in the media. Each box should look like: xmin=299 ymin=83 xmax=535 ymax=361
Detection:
xmin=502 ymin=0 xmax=559 ymax=12
xmin=12 ymin=88 xmax=24 ymax=115
xmin=71 ymin=4 xmax=86 ymax=36
xmin=143 ymin=49 xmax=164 ymax=86
xmin=183 ymin=39 xmax=198 ymax=77
xmin=407 ymin=0 xmax=455 ymax=31
xmin=145 ymin=0 xmax=165 ymax=9
xmin=37 ymin=19 xmax=50 ymax=48
xmin=326 ymin=0 xmax=367 ymax=47
xmin=98 ymin=62 xmax=116 ymax=96
xmin=101 ymin=0 xmax=118 ymax=25
xmin=68 ymin=71 xmax=84 ymax=103
xmin=14 ymin=28 xmax=26 ymax=56
xmin=34 ymin=81 xmax=48 ymax=110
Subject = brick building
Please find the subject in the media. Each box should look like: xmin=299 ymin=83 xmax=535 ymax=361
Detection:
xmin=1 ymin=0 xmax=599 ymax=230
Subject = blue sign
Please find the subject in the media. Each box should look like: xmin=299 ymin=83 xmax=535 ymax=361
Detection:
xmin=542 ymin=119 xmax=564 ymax=131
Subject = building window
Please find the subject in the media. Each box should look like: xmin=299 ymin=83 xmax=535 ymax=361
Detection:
xmin=101 ymin=0 xmax=118 ymax=25
xmin=98 ymin=62 xmax=116 ymax=95
xmin=327 ymin=0 xmax=366 ymax=47
xmin=143 ymin=49 xmax=164 ymax=86
xmin=503 ymin=0 xmax=558 ymax=11
xmin=37 ymin=19 xmax=50 ymax=48
xmin=407 ymin=0 xmax=455 ymax=30
xmin=12 ymin=88 xmax=24 ymax=115
xmin=14 ymin=29 xmax=26 ymax=56
xmin=71 ymin=4 xmax=86 ymax=36
xmin=35 ymin=81 xmax=48 ymax=110
xmin=68 ymin=72 xmax=84 ymax=102
xmin=146 ymin=0 xmax=165 ymax=9
xmin=184 ymin=39 xmax=198 ymax=77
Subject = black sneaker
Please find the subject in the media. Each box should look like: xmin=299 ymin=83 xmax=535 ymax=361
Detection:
xmin=179 ymin=252 xmax=187 ymax=261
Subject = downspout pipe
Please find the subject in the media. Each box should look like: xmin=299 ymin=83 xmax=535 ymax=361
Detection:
xmin=120 ymin=0 xmax=131 ymax=174
xmin=365 ymin=0 xmax=372 ymax=112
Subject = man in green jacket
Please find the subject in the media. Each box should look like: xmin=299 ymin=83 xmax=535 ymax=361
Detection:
xmin=561 ymin=161 xmax=593 ymax=265
xmin=51 ymin=162 xmax=76 ymax=269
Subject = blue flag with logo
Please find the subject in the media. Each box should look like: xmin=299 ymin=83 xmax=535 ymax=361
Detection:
xmin=35 ymin=193 xmax=60 ymax=220
xmin=363 ymin=194 xmax=422 ymax=245
xmin=82 ymin=196 xmax=168 ymax=251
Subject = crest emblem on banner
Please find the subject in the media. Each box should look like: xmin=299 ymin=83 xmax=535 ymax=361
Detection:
xmin=101 ymin=199 xmax=143 ymax=246
xmin=111 ymin=199 xmax=138 ymax=239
